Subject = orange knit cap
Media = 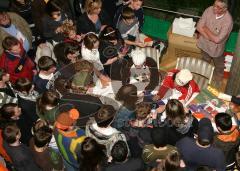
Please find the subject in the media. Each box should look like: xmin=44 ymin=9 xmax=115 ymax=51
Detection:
xmin=55 ymin=108 xmax=80 ymax=130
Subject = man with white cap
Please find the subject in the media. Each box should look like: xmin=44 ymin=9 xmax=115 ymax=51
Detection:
xmin=122 ymin=49 xmax=159 ymax=93
xmin=153 ymin=68 xmax=200 ymax=104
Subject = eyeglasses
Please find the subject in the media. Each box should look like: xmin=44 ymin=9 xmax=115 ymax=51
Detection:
xmin=213 ymin=3 xmax=225 ymax=10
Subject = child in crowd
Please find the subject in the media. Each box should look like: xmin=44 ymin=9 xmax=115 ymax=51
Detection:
xmin=33 ymin=56 xmax=57 ymax=93
xmin=0 ymin=36 xmax=35 ymax=83
xmin=0 ymin=103 xmax=33 ymax=145
xmin=116 ymin=7 xmax=145 ymax=48
xmin=29 ymin=123 xmax=64 ymax=171
xmin=103 ymin=140 xmax=145 ymax=171
xmin=36 ymin=90 xmax=60 ymax=125
xmin=79 ymin=137 xmax=106 ymax=171
xmin=2 ymin=123 xmax=40 ymax=171
xmin=142 ymin=128 xmax=178 ymax=164
xmin=54 ymin=108 xmax=85 ymax=170
xmin=0 ymin=68 xmax=17 ymax=108
xmin=81 ymin=33 xmax=104 ymax=72
xmin=129 ymin=102 xmax=157 ymax=128
xmin=15 ymin=78 xmax=39 ymax=128
xmin=85 ymin=105 xmax=129 ymax=158
xmin=153 ymin=69 xmax=200 ymax=105
xmin=98 ymin=25 xmax=127 ymax=78
xmin=59 ymin=19 xmax=82 ymax=43
xmin=213 ymin=112 xmax=240 ymax=169
xmin=114 ymin=0 xmax=144 ymax=30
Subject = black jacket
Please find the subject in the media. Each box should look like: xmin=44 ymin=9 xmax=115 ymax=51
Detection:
xmin=77 ymin=11 xmax=111 ymax=34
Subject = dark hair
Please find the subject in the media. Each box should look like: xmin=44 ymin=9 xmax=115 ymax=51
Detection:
xmin=0 ymin=103 xmax=18 ymax=120
xmin=99 ymin=26 xmax=119 ymax=41
xmin=33 ymin=126 xmax=53 ymax=148
xmin=122 ymin=7 xmax=135 ymax=20
xmin=0 ymin=68 xmax=7 ymax=81
xmin=83 ymin=33 xmax=99 ymax=50
xmin=151 ymin=128 xmax=167 ymax=148
xmin=135 ymin=102 xmax=151 ymax=120
xmin=96 ymin=105 xmax=116 ymax=127
xmin=45 ymin=0 xmax=61 ymax=16
xmin=111 ymin=140 xmax=128 ymax=162
xmin=166 ymin=99 xmax=186 ymax=127
xmin=54 ymin=42 xmax=80 ymax=65
xmin=198 ymin=138 xmax=212 ymax=146
xmin=2 ymin=123 xmax=20 ymax=144
xmin=2 ymin=36 xmax=19 ymax=51
xmin=38 ymin=56 xmax=56 ymax=71
xmin=36 ymin=90 xmax=60 ymax=114
xmin=115 ymin=84 xmax=138 ymax=110
xmin=79 ymin=137 xmax=106 ymax=171
xmin=15 ymin=78 xmax=32 ymax=93
xmin=195 ymin=166 xmax=214 ymax=171
xmin=164 ymin=151 xmax=181 ymax=171
xmin=215 ymin=112 xmax=232 ymax=131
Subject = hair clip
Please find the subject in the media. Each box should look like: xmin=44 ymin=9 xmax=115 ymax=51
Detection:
xmin=104 ymin=30 xmax=115 ymax=37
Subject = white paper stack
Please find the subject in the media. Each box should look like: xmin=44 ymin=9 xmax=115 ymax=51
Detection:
xmin=172 ymin=17 xmax=196 ymax=37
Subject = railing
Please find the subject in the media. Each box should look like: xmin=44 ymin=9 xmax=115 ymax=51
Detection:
xmin=143 ymin=5 xmax=201 ymax=19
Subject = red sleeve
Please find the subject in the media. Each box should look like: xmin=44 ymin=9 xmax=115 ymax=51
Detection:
xmin=157 ymin=70 xmax=176 ymax=98
xmin=0 ymin=53 xmax=6 ymax=69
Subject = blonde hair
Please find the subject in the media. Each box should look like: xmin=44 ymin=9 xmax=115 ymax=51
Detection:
xmin=84 ymin=0 xmax=102 ymax=14
xmin=59 ymin=20 xmax=77 ymax=37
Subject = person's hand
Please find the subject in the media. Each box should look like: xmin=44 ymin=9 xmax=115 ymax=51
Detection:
xmin=136 ymin=42 xmax=146 ymax=48
xmin=152 ymin=94 xmax=160 ymax=101
xmin=156 ymin=105 xmax=165 ymax=113
xmin=75 ymin=35 xmax=82 ymax=42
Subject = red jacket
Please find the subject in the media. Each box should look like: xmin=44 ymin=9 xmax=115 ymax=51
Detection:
xmin=0 ymin=49 xmax=35 ymax=83
xmin=157 ymin=69 xmax=200 ymax=101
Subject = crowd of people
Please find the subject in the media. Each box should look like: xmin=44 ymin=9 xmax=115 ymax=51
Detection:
xmin=0 ymin=0 xmax=239 ymax=170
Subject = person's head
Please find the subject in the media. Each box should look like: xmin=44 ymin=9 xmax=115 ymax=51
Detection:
xmin=38 ymin=56 xmax=57 ymax=74
xmin=58 ymin=20 xmax=77 ymax=39
xmin=129 ymin=0 xmax=143 ymax=10
xmin=15 ymin=78 xmax=34 ymax=94
xmin=213 ymin=0 xmax=228 ymax=16
xmin=215 ymin=112 xmax=232 ymax=132
xmin=2 ymin=36 xmax=21 ymax=55
xmin=45 ymin=0 xmax=62 ymax=21
xmin=84 ymin=0 xmax=102 ymax=15
xmin=0 ymin=103 xmax=21 ymax=121
xmin=197 ymin=118 xmax=214 ymax=146
xmin=32 ymin=119 xmax=49 ymax=135
xmin=164 ymin=151 xmax=181 ymax=171
xmin=33 ymin=125 xmax=53 ymax=148
xmin=130 ymin=49 xmax=146 ymax=68
xmin=99 ymin=26 xmax=120 ymax=42
xmin=37 ymin=90 xmax=60 ymax=113
xmin=2 ymin=123 xmax=21 ymax=144
xmin=115 ymin=84 xmax=138 ymax=108
xmin=0 ymin=68 xmax=10 ymax=83
xmin=174 ymin=69 xmax=193 ymax=87
xmin=95 ymin=105 xmax=116 ymax=128
xmin=55 ymin=108 xmax=80 ymax=130
xmin=79 ymin=137 xmax=106 ymax=170
xmin=135 ymin=102 xmax=151 ymax=120
xmin=122 ymin=7 xmax=135 ymax=25
xmin=111 ymin=140 xmax=128 ymax=162
xmin=151 ymin=128 xmax=167 ymax=148
xmin=0 ymin=12 xmax=11 ymax=28
xmin=229 ymin=95 xmax=240 ymax=113
xmin=83 ymin=33 xmax=99 ymax=50
xmin=64 ymin=43 xmax=80 ymax=64
xmin=166 ymin=99 xmax=186 ymax=126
